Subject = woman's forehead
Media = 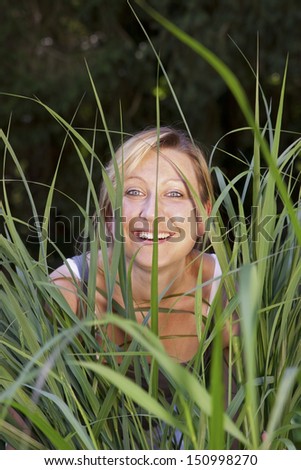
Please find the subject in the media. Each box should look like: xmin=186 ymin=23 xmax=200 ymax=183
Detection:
xmin=124 ymin=147 xmax=198 ymax=182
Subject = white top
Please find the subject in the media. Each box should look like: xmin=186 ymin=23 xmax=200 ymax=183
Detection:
xmin=65 ymin=257 xmax=81 ymax=279
xmin=65 ymin=253 xmax=222 ymax=306
xmin=208 ymin=254 xmax=222 ymax=305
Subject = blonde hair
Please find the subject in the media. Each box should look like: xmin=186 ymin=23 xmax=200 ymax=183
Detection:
xmin=98 ymin=126 xmax=213 ymax=220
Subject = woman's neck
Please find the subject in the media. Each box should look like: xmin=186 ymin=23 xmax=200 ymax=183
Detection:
xmin=128 ymin=256 xmax=194 ymax=305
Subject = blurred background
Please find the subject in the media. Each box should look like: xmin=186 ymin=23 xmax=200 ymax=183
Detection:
xmin=0 ymin=0 xmax=300 ymax=266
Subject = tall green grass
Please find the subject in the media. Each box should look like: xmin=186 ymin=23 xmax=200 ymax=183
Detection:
xmin=0 ymin=5 xmax=300 ymax=450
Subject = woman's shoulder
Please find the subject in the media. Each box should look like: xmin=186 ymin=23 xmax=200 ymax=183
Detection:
xmin=50 ymin=251 xmax=104 ymax=280
xmin=49 ymin=258 xmax=82 ymax=314
xmin=188 ymin=250 xmax=218 ymax=280
xmin=49 ymin=251 xmax=107 ymax=314
xmin=50 ymin=258 xmax=79 ymax=281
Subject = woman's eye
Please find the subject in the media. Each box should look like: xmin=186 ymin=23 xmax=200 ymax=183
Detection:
xmin=167 ymin=191 xmax=183 ymax=197
xmin=126 ymin=189 xmax=143 ymax=196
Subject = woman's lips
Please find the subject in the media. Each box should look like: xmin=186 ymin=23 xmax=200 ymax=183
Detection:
xmin=132 ymin=231 xmax=175 ymax=243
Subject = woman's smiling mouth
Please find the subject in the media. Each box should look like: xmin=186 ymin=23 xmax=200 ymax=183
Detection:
xmin=132 ymin=231 xmax=175 ymax=243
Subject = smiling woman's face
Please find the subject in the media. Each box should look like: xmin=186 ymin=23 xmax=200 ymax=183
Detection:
xmin=121 ymin=147 xmax=210 ymax=271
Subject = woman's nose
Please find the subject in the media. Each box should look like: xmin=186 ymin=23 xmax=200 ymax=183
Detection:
xmin=139 ymin=192 xmax=161 ymax=221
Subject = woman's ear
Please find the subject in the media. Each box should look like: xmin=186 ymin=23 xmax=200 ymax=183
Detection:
xmin=196 ymin=200 xmax=212 ymax=237
xmin=105 ymin=212 xmax=114 ymax=243
xmin=97 ymin=206 xmax=114 ymax=243
xmin=205 ymin=200 xmax=212 ymax=217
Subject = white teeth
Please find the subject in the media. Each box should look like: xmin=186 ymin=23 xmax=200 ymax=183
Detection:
xmin=158 ymin=233 xmax=171 ymax=239
xmin=136 ymin=232 xmax=171 ymax=240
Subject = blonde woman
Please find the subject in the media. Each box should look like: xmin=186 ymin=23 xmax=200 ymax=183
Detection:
xmin=51 ymin=127 xmax=237 ymax=365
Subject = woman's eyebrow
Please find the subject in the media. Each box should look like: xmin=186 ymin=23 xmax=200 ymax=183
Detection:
xmin=162 ymin=178 xmax=186 ymax=184
xmin=125 ymin=175 xmax=185 ymax=185
xmin=125 ymin=176 xmax=145 ymax=182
